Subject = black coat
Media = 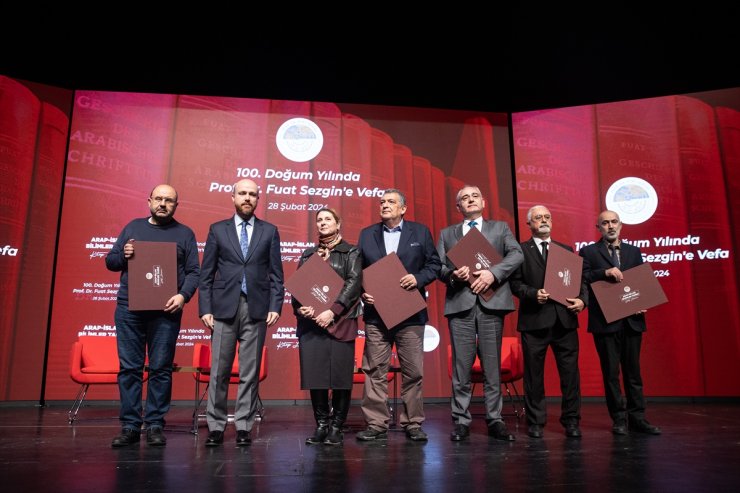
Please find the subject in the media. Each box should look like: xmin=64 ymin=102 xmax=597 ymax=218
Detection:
xmin=579 ymin=240 xmax=647 ymax=334
xmin=510 ymin=238 xmax=587 ymax=332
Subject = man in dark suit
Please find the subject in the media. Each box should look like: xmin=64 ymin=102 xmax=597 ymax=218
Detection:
xmin=356 ymin=188 xmax=441 ymax=442
xmin=437 ymin=185 xmax=523 ymax=441
xmin=510 ymin=205 xmax=586 ymax=439
xmin=199 ymin=178 xmax=285 ymax=446
xmin=579 ymin=210 xmax=661 ymax=435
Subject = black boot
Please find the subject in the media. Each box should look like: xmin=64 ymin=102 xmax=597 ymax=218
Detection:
xmin=325 ymin=389 xmax=351 ymax=445
xmin=306 ymin=389 xmax=331 ymax=445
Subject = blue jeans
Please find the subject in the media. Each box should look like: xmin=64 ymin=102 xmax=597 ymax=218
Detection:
xmin=114 ymin=304 xmax=181 ymax=430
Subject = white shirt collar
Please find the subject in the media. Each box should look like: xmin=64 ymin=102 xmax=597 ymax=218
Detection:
xmin=235 ymin=215 xmax=254 ymax=227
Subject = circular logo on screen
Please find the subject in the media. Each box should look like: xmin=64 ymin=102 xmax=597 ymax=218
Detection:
xmin=322 ymin=285 xmax=329 ymax=293
xmin=145 ymin=273 xmax=153 ymax=280
xmin=275 ymin=118 xmax=324 ymax=162
xmin=605 ymin=177 xmax=658 ymax=225
xmin=624 ymin=286 xmax=631 ymax=293
xmin=423 ymin=325 xmax=440 ymax=352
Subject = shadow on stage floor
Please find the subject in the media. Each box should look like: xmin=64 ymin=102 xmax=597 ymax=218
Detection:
xmin=0 ymin=399 xmax=738 ymax=492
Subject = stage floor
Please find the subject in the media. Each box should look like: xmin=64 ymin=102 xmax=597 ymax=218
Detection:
xmin=0 ymin=399 xmax=738 ymax=492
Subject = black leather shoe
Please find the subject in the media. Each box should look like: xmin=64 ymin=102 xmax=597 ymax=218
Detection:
xmin=146 ymin=427 xmax=167 ymax=446
xmin=450 ymin=424 xmax=470 ymax=441
xmin=205 ymin=430 xmax=224 ymax=447
xmin=111 ymin=428 xmax=140 ymax=448
xmin=406 ymin=427 xmax=428 ymax=442
xmin=564 ymin=423 xmax=582 ymax=438
xmin=527 ymin=424 xmax=544 ymax=438
xmin=629 ymin=420 xmax=661 ymax=435
xmin=236 ymin=430 xmax=252 ymax=446
xmin=612 ymin=421 xmax=628 ymax=435
xmin=488 ymin=422 xmax=515 ymax=441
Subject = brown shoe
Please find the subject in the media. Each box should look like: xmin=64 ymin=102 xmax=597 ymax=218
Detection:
xmin=356 ymin=427 xmax=388 ymax=441
xmin=406 ymin=427 xmax=428 ymax=442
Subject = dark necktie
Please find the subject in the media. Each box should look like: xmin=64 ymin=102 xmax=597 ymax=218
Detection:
xmin=468 ymin=220 xmax=477 ymax=231
xmin=541 ymin=240 xmax=548 ymax=262
xmin=609 ymin=244 xmax=620 ymax=268
xmin=240 ymin=221 xmax=249 ymax=294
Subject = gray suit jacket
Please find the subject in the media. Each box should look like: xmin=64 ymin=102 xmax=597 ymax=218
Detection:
xmin=437 ymin=219 xmax=523 ymax=316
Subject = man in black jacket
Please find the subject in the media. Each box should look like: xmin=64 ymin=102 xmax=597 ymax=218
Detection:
xmin=579 ymin=210 xmax=661 ymax=435
xmin=511 ymin=205 xmax=586 ymax=439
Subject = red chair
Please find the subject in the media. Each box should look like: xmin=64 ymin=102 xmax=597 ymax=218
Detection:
xmin=68 ymin=336 xmax=132 ymax=423
xmin=191 ymin=343 xmax=268 ymax=434
xmin=446 ymin=336 xmax=524 ymax=419
xmin=500 ymin=336 xmax=525 ymax=418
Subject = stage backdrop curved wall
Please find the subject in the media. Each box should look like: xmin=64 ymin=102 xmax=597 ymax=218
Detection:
xmin=42 ymin=91 xmax=514 ymax=401
xmin=1 ymin=76 xmax=738 ymax=402
xmin=512 ymin=89 xmax=740 ymax=397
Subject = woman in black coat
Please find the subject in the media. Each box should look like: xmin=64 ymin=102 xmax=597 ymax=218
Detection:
xmin=293 ymin=208 xmax=362 ymax=445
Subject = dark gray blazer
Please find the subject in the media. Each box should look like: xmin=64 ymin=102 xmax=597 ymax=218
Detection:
xmin=579 ymin=240 xmax=646 ymax=334
xmin=437 ymin=219 xmax=523 ymax=316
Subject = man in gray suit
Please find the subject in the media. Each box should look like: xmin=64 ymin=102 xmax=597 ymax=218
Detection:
xmin=437 ymin=185 xmax=523 ymax=441
xmin=199 ymin=179 xmax=284 ymax=447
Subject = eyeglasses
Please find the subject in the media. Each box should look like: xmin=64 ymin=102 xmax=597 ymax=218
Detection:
xmin=532 ymin=214 xmax=551 ymax=221
xmin=150 ymin=196 xmax=176 ymax=205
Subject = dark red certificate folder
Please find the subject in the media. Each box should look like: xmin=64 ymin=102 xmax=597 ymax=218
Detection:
xmin=285 ymin=253 xmax=344 ymax=312
xmin=591 ymin=263 xmax=668 ymax=323
xmin=543 ymin=243 xmax=583 ymax=306
xmin=444 ymin=227 xmax=502 ymax=301
xmin=362 ymin=252 xmax=426 ymax=329
xmin=128 ymin=241 xmax=177 ymax=311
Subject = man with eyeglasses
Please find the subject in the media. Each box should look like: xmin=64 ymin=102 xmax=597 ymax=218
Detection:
xmin=510 ymin=205 xmax=586 ymax=439
xmin=437 ymin=185 xmax=523 ymax=441
xmin=106 ymin=184 xmax=200 ymax=447
xmin=579 ymin=210 xmax=661 ymax=435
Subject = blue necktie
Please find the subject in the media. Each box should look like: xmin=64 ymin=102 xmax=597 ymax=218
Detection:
xmin=240 ymin=221 xmax=249 ymax=295
xmin=468 ymin=220 xmax=477 ymax=231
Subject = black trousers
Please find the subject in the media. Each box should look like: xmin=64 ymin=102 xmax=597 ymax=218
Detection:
xmin=521 ymin=318 xmax=581 ymax=427
xmin=592 ymin=327 xmax=646 ymax=424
